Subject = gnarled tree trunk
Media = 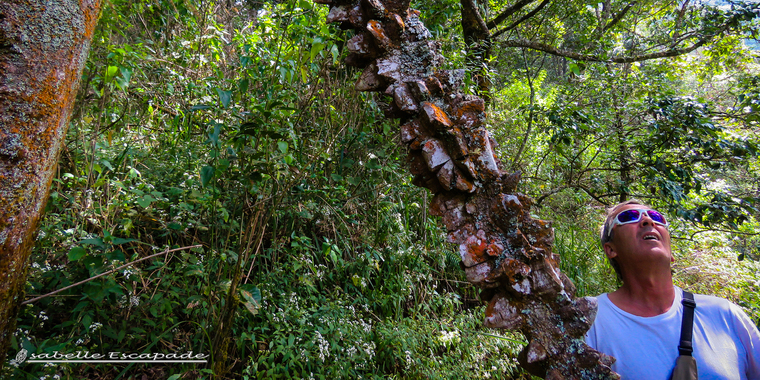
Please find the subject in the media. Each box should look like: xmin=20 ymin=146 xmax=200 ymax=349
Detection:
xmin=315 ymin=0 xmax=619 ymax=378
xmin=0 ymin=0 xmax=103 ymax=367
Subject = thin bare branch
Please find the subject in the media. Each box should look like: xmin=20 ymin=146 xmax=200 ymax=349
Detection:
xmin=501 ymin=27 xmax=722 ymax=63
xmin=603 ymin=1 xmax=637 ymax=32
xmin=673 ymin=0 xmax=691 ymax=42
xmin=486 ymin=0 xmax=537 ymax=30
xmin=492 ymin=0 xmax=551 ymax=39
xmin=22 ymin=245 xmax=202 ymax=305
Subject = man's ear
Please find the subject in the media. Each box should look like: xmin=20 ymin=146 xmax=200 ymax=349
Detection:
xmin=603 ymin=242 xmax=617 ymax=259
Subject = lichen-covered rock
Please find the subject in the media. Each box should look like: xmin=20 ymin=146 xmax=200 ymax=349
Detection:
xmin=315 ymin=1 xmax=620 ymax=378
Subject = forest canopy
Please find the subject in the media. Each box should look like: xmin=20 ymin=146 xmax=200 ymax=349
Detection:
xmin=4 ymin=0 xmax=760 ymax=379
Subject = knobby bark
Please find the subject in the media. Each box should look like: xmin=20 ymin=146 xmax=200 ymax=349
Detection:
xmin=315 ymin=0 xmax=619 ymax=378
xmin=0 ymin=0 xmax=103 ymax=366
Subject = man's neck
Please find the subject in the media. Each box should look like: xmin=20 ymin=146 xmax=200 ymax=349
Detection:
xmin=608 ymin=275 xmax=675 ymax=317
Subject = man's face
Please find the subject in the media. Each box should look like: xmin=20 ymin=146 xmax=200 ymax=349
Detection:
xmin=604 ymin=204 xmax=673 ymax=272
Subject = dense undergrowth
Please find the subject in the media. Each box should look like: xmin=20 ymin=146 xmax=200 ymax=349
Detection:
xmin=4 ymin=0 xmax=760 ymax=379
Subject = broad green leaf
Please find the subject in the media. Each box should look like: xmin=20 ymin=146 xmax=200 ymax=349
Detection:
xmin=238 ymin=78 xmax=249 ymax=94
xmin=569 ymin=63 xmax=580 ymax=75
xmin=310 ymin=43 xmax=325 ymax=61
xmin=82 ymin=314 xmax=92 ymax=331
xmin=136 ymin=195 xmax=155 ymax=208
xmin=216 ymin=88 xmax=232 ymax=108
xmin=106 ymin=65 xmax=119 ymax=80
xmin=277 ymin=141 xmax=288 ymax=154
xmin=115 ymin=67 xmax=132 ymax=89
xmin=100 ymin=159 xmax=114 ymax=171
xmin=200 ymin=165 xmax=215 ymax=187
xmin=79 ymin=238 xmax=106 ymax=249
xmin=68 ymin=247 xmax=87 ymax=262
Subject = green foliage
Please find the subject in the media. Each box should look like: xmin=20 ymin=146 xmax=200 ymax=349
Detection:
xmin=554 ymin=226 xmax=617 ymax=297
xmin=6 ymin=1 xmax=760 ymax=379
xmin=4 ymin=1 xmax=530 ymax=379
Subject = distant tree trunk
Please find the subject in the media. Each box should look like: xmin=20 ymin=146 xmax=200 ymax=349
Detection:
xmin=0 ymin=0 xmax=103 ymax=366
xmin=461 ymin=0 xmax=492 ymax=104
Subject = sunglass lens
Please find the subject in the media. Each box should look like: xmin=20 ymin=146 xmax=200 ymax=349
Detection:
xmin=616 ymin=210 xmax=641 ymax=223
xmin=647 ymin=210 xmax=667 ymax=225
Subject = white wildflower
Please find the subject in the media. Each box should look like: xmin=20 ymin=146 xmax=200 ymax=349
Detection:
xmin=404 ymin=350 xmax=413 ymax=369
xmin=314 ymin=331 xmax=330 ymax=361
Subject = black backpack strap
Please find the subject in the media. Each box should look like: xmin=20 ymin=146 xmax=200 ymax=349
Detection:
xmin=679 ymin=291 xmax=697 ymax=356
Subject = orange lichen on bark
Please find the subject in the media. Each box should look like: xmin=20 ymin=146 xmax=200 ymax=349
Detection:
xmin=0 ymin=0 xmax=104 ymax=366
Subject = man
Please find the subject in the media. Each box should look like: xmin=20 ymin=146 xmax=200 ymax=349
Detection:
xmin=585 ymin=200 xmax=760 ymax=379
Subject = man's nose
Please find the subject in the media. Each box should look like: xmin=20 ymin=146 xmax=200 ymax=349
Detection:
xmin=639 ymin=212 xmax=654 ymax=225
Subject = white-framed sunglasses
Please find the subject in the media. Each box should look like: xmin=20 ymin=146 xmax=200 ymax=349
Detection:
xmin=613 ymin=208 xmax=668 ymax=227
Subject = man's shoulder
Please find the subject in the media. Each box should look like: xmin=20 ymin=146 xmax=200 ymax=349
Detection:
xmin=689 ymin=291 xmax=750 ymax=324
xmin=691 ymin=292 xmax=735 ymax=311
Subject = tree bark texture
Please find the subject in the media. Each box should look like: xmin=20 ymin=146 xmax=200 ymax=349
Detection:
xmin=315 ymin=0 xmax=620 ymax=378
xmin=0 ymin=0 xmax=103 ymax=366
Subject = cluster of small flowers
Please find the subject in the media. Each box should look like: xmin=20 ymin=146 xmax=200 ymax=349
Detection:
xmin=74 ymin=336 xmax=90 ymax=345
xmin=315 ymin=265 xmax=326 ymax=280
xmin=300 ymin=255 xmax=314 ymax=266
xmin=272 ymin=307 xmax=284 ymax=323
xmin=361 ymin=341 xmax=376 ymax=359
xmin=31 ymin=262 xmax=63 ymax=273
xmin=14 ymin=327 xmax=30 ymax=338
xmin=37 ymin=374 xmax=62 ymax=380
xmin=343 ymin=345 xmax=357 ymax=358
xmin=359 ymin=319 xmax=372 ymax=334
xmin=437 ymin=329 xmax=460 ymax=346
xmin=314 ymin=331 xmax=330 ymax=361
xmin=89 ymin=322 xmax=103 ymax=332
xmin=37 ymin=311 xmax=49 ymax=328
xmin=392 ymin=212 xmax=404 ymax=231
xmin=117 ymin=293 xmax=140 ymax=308
xmin=123 ymin=267 xmax=135 ymax=280
xmin=404 ymin=350 xmax=413 ymax=369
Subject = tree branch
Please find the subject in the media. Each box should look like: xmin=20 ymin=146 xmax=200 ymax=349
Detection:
xmin=501 ymin=27 xmax=724 ymax=63
xmin=22 ymin=245 xmax=202 ymax=305
xmin=486 ymin=0 xmax=537 ymax=30
xmin=603 ymin=1 xmax=637 ymax=32
xmin=672 ymin=0 xmax=691 ymax=42
xmin=491 ymin=0 xmax=551 ymax=39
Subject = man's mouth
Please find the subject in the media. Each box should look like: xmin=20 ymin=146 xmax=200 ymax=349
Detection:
xmin=643 ymin=233 xmax=659 ymax=241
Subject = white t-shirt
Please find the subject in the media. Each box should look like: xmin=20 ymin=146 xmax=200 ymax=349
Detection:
xmin=585 ymin=286 xmax=760 ymax=380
